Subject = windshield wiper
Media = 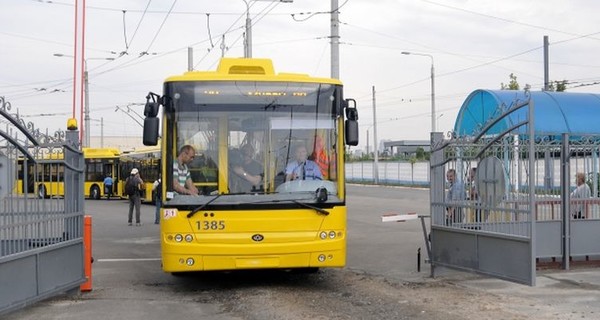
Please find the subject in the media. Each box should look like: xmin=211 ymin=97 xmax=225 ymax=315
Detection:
xmin=292 ymin=200 xmax=329 ymax=216
xmin=186 ymin=192 xmax=254 ymax=218
xmin=187 ymin=194 xmax=222 ymax=218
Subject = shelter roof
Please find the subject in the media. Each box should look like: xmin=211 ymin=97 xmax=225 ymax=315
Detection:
xmin=453 ymin=89 xmax=600 ymax=138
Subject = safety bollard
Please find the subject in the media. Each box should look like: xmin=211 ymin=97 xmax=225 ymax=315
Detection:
xmin=417 ymin=247 xmax=421 ymax=272
xmin=80 ymin=215 xmax=93 ymax=292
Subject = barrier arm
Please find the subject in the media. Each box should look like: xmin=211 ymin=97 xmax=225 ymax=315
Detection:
xmin=381 ymin=212 xmax=431 ymax=269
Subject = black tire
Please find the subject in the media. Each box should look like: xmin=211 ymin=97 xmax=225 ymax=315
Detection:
xmin=90 ymin=185 xmax=101 ymax=200
xmin=171 ymin=272 xmax=190 ymax=277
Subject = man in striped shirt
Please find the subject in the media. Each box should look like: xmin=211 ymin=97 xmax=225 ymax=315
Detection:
xmin=173 ymin=145 xmax=199 ymax=195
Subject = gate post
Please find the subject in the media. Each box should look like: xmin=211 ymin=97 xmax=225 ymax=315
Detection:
xmin=429 ymin=132 xmax=444 ymax=277
xmin=80 ymin=215 xmax=93 ymax=291
xmin=561 ymin=133 xmax=570 ymax=270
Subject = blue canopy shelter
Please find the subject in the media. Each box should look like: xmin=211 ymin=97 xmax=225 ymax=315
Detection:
xmin=454 ymin=89 xmax=600 ymax=138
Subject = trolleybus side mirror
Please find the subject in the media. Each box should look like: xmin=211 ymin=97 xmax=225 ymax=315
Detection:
xmin=143 ymin=117 xmax=159 ymax=146
xmin=143 ymin=92 xmax=161 ymax=146
xmin=345 ymin=119 xmax=359 ymax=146
xmin=144 ymin=92 xmax=162 ymax=117
xmin=344 ymin=99 xmax=359 ymax=146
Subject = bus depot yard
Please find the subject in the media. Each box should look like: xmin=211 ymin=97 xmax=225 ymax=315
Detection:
xmin=5 ymin=185 xmax=600 ymax=320
xmin=6 ymin=57 xmax=600 ymax=319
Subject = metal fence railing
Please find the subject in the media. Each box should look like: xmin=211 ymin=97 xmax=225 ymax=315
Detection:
xmin=0 ymin=97 xmax=85 ymax=316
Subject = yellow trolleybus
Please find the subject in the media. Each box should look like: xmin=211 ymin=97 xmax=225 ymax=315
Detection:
xmin=18 ymin=147 xmax=121 ymax=199
xmin=142 ymin=58 xmax=359 ymax=273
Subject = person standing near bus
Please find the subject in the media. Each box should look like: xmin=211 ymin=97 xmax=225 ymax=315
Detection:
xmin=153 ymin=174 xmax=162 ymax=224
xmin=103 ymin=174 xmax=113 ymax=200
xmin=445 ymin=168 xmax=465 ymax=225
xmin=571 ymin=172 xmax=591 ymax=219
xmin=173 ymin=145 xmax=199 ymax=195
xmin=126 ymin=168 xmax=144 ymax=226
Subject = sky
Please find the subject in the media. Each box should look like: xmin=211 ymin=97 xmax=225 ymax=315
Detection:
xmin=1 ymin=0 xmax=600 ymax=152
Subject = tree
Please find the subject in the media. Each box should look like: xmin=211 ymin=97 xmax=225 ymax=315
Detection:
xmin=415 ymin=147 xmax=425 ymax=160
xmin=547 ymin=80 xmax=568 ymax=92
xmin=409 ymin=156 xmax=417 ymax=185
xmin=500 ymin=73 xmax=520 ymax=90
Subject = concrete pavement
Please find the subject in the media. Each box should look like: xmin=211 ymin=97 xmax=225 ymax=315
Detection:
xmin=4 ymin=186 xmax=600 ymax=319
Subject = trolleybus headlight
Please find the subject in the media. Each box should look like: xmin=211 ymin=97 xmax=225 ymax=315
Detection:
xmin=319 ymin=231 xmax=327 ymax=240
xmin=174 ymin=234 xmax=183 ymax=242
xmin=329 ymin=231 xmax=336 ymax=239
xmin=186 ymin=258 xmax=195 ymax=266
xmin=318 ymin=254 xmax=326 ymax=262
xmin=185 ymin=234 xmax=193 ymax=242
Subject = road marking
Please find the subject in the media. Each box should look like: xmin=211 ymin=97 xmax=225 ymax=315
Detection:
xmin=97 ymin=258 xmax=161 ymax=262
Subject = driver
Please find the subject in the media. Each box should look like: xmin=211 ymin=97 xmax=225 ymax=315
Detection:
xmin=173 ymin=145 xmax=199 ymax=195
xmin=285 ymin=144 xmax=323 ymax=181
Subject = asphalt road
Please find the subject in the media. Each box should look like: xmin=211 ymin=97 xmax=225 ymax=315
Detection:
xmin=4 ymin=184 xmax=431 ymax=319
xmin=7 ymin=184 xmax=600 ymax=319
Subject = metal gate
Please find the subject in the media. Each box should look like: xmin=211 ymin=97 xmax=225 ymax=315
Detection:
xmin=429 ymin=94 xmax=537 ymax=285
xmin=0 ymin=97 xmax=85 ymax=315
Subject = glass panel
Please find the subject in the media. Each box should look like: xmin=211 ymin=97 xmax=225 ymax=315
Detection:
xmin=166 ymin=81 xmax=340 ymax=204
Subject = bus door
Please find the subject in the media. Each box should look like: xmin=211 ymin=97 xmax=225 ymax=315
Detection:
xmin=103 ymin=163 xmax=115 ymax=195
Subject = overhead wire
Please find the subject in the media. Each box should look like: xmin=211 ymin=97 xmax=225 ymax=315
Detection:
xmin=291 ymin=0 xmax=349 ymax=22
xmin=123 ymin=0 xmax=153 ymax=54
xmin=141 ymin=0 xmax=178 ymax=56
xmin=206 ymin=13 xmax=215 ymax=49
xmin=422 ymin=0 xmax=600 ymax=42
xmin=192 ymin=2 xmax=253 ymax=69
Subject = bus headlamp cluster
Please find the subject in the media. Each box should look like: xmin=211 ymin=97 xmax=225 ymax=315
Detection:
xmin=319 ymin=231 xmax=340 ymax=240
xmin=317 ymin=254 xmax=335 ymax=263
xmin=173 ymin=234 xmax=194 ymax=242
xmin=178 ymin=258 xmax=195 ymax=266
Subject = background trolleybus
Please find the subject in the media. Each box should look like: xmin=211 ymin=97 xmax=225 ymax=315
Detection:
xmin=17 ymin=147 xmax=121 ymax=199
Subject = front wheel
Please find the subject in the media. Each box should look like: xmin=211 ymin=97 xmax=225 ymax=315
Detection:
xmin=90 ymin=185 xmax=101 ymax=200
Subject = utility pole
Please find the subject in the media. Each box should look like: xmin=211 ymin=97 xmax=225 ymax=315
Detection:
xmin=244 ymin=0 xmax=252 ymax=58
xmin=331 ymin=0 xmax=340 ymax=79
xmin=543 ymin=35 xmax=549 ymax=91
xmin=401 ymin=51 xmax=436 ymax=132
xmin=187 ymin=47 xmax=193 ymax=71
xmin=372 ymin=86 xmax=379 ymax=184
xmin=242 ymin=0 xmax=293 ymax=58
xmin=366 ymin=129 xmax=370 ymax=156
xmin=100 ymin=117 xmax=104 ymax=148
xmin=84 ymin=67 xmax=90 ymax=147
xmin=54 ymin=53 xmax=114 ymax=148
xmin=221 ymin=34 xmax=227 ymax=57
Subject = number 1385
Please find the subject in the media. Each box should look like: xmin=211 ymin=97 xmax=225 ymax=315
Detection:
xmin=196 ymin=221 xmax=225 ymax=230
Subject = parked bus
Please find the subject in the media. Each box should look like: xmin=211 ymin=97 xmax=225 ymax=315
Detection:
xmin=82 ymin=147 xmax=121 ymax=199
xmin=142 ymin=58 xmax=359 ymax=273
xmin=17 ymin=148 xmax=121 ymax=199
xmin=119 ymin=147 xmax=161 ymax=202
